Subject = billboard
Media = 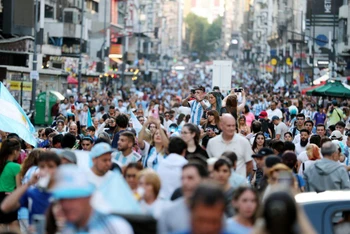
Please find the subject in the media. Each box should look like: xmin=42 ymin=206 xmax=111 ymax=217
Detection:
xmin=212 ymin=60 xmax=232 ymax=93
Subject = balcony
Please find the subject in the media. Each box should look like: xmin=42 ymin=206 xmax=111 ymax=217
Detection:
xmin=45 ymin=21 xmax=88 ymax=41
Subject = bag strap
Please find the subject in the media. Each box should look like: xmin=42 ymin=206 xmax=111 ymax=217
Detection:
xmin=334 ymin=109 xmax=343 ymax=121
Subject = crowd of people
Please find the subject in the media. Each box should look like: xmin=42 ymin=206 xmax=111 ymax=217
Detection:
xmin=0 ymin=72 xmax=349 ymax=234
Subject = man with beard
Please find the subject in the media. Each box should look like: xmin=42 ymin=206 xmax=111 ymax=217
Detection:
xmin=112 ymin=131 xmax=141 ymax=168
xmin=295 ymin=129 xmax=310 ymax=155
xmin=293 ymin=120 xmax=314 ymax=144
xmin=87 ymin=142 xmax=114 ymax=188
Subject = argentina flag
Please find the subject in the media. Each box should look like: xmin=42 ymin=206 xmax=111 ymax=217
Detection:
xmin=0 ymin=82 xmax=37 ymax=146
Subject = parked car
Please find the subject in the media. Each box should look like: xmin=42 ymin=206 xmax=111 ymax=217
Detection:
xmin=296 ymin=191 xmax=350 ymax=234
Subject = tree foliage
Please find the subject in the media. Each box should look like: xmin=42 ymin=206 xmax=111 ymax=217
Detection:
xmin=184 ymin=13 xmax=222 ymax=61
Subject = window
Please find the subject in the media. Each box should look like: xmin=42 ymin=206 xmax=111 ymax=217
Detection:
xmin=45 ymin=5 xmax=54 ymax=19
xmin=118 ymin=1 xmax=126 ymax=25
xmin=333 ymin=210 xmax=350 ymax=234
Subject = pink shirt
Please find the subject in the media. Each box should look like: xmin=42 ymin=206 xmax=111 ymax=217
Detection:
xmin=245 ymin=112 xmax=255 ymax=127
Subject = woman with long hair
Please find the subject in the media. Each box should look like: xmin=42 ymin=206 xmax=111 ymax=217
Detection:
xmin=137 ymin=169 xmax=167 ymax=219
xmin=181 ymin=123 xmax=208 ymax=158
xmin=252 ymin=132 xmax=266 ymax=153
xmin=221 ymin=89 xmax=246 ymax=119
xmin=138 ymin=116 xmax=169 ymax=170
xmin=298 ymin=144 xmax=321 ymax=177
xmin=238 ymin=115 xmax=251 ymax=136
xmin=213 ymin=158 xmax=235 ymax=217
xmin=206 ymin=92 xmax=222 ymax=114
xmin=0 ymin=139 xmax=21 ymax=228
xmin=176 ymin=113 xmax=186 ymax=127
xmin=201 ymin=110 xmax=221 ymax=148
xmin=226 ymin=187 xmax=260 ymax=234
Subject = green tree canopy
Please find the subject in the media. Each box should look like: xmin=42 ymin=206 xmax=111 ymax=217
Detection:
xmin=185 ymin=13 xmax=222 ymax=61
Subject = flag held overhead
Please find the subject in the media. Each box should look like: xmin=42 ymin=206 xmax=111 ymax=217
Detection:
xmin=0 ymin=82 xmax=37 ymax=147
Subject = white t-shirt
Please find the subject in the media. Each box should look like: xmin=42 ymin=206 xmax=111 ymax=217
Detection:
xmin=266 ymin=108 xmax=283 ymax=120
xmin=86 ymin=169 xmax=114 ymax=188
xmin=275 ymin=122 xmax=289 ymax=142
xmin=206 ymin=134 xmax=253 ymax=177
xmin=298 ymin=160 xmax=317 ymax=177
xmin=295 ymin=143 xmax=308 ymax=156
xmin=59 ymin=103 xmax=69 ymax=116
xmin=178 ymin=106 xmax=191 ymax=116
xmin=297 ymin=151 xmax=309 ymax=163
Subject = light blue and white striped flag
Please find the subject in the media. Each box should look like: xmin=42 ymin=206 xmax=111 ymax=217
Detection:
xmin=0 ymin=82 xmax=37 ymax=146
xmin=130 ymin=112 xmax=143 ymax=134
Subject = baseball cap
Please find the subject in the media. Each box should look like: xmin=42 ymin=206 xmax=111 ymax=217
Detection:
xmin=90 ymin=142 xmax=114 ymax=159
xmin=259 ymin=111 xmax=268 ymax=119
xmin=52 ymin=164 xmax=95 ymax=200
xmin=58 ymin=149 xmax=77 ymax=164
xmin=252 ymin=148 xmax=274 ymax=158
xmin=271 ymin=116 xmax=280 ymax=121
xmin=195 ymin=86 xmax=205 ymax=92
xmin=332 ymin=100 xmax=338 ymax=105
xmin=330 ymin=130 xmax=343 ymax=139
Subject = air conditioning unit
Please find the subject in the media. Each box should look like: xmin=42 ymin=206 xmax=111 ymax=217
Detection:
xmin=63 ymin=8 xmax=80 ymax=24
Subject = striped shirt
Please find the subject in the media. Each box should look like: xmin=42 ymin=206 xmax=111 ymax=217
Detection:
xmin=62 ymin=210 xmax=134 ymax=234
xmin=189 ymin=100 xmax=209 ymax=126
xmin=141 ymin=141 xmax=166 ymax=170
xmin=112 ymin=151 xmax=141 ymax=168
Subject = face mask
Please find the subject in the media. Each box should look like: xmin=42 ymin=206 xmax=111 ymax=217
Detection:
xmin=137 ymin=187 xmax=145 ymax=197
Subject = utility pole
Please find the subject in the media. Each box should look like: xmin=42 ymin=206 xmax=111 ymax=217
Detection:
xmin=300 ymin=10 xmax=303 ymax=83
xmin=30 ymin=0 xmax=39 ymax=112
xmin=78 ymin=0 xmax=85 ymax=95
xmin=331 ymin=0 xmax=336 ymax=79
xmin=311 ymin=0 xmax=315 ymax=86
xmin=101 ymin=0 xmax=107 ymax=74
xmin=121 ymin=0 xmax=128 ymax=87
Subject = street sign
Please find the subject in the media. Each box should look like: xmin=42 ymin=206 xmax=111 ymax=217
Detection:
xmin=30 ymin=71 xmax=39 ymax=80
xmin=9 ymin=81 xmax=32 ymax=91
xmin=212 ymin=61 xmax=232 ymax=93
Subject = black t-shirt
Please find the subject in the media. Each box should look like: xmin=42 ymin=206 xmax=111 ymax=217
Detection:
xmin=220 ymin=107 xmax=237 ymax=119
xmin=185 ymin=145 xmax=209 ymax=159
xmin=201 ymin=124 xmax=221 ymax=148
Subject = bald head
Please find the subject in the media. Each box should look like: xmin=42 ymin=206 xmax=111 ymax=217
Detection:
xmin=221 ymin=114 xmax=235 ymax=123
xmin=220 ymin=114 xmax=236 ymax=139
xmin=69 ymin=123 xmax=78 ymax=135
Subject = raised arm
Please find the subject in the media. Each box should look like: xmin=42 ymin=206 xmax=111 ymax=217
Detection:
xmin=154 ymin=117 xmax=169 ymax=148
xmin=237 ymin=90 xmax=246 ymax=112
xmin=138 ymin=119 xmax=151 ymax=150
xmin=182 ymin=95 xmax=192 ymax=107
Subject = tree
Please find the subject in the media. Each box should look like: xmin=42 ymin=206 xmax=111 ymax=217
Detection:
xmin=184 ymin=13 xmax=222 ymax=61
